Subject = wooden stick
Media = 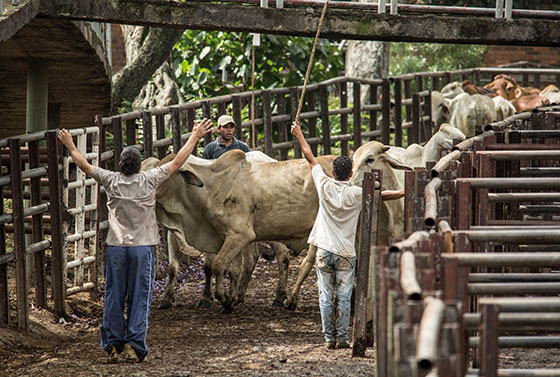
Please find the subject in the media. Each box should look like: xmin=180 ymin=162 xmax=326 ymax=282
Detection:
xmin=251 ymin=44 xmax=256 ymax=148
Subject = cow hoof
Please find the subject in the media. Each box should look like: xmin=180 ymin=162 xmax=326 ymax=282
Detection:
xmin=271 ymin=299 xmax=284 ymax=307
xmin=196 ymin=299 xmax=211 ymax=308
xmin=219 ymin=306 xmax=234 ymax=314
xmin=158 ymin=300 xmax=172 ymax=310
xmin=286 ymin=300 xmax=298 ymax=310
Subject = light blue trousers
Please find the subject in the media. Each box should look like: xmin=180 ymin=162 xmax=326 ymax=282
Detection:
xmin=100 ymin=245 xmax=155 ymax=361
xmin=315 ymin=248 xmax=355 ymax=343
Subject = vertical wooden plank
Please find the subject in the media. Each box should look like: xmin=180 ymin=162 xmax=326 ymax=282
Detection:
xmin=352 ymin=172 xmax=375 ymax=357
xmin=263 ymin=90 xmax=273 ymax=156
xmin=403 ymin=170 xmax=415 ymax=234
xmin=142 ymin=111 xmax=153 ymax=158
xmin=0 ymin=151 xmax=7 ymax=324
xmin=186 ymin=108 xmax=197 ymax=156
xmin=473 ymin=69 xmax=480 ymax=86
xmin=155 ymin=113 xmax=166 ymax=160
xmin=202 ymin=101 xmax=213 ymax=147
xmin=28 ymin=139 xmax=46 ymax=309
xmin=376 ymin=248 xmax=388 ymax=377
xmin=415 ymin=74 xmax=424 ymax=94
xmin=381 ymin=79 xmax=391 ymax=145
xmin=424 ymin=92 xmax=433 ymax=142
xmin=112 ymin=117 xmax=123 ymax=172
xmin=276 ymin=92 xmax=288 ymax=160
xmin=217 ymin=101 xmax=227 ymax=117
xmin=10 ymin=139 xmax=28 ymax=329
xmin=75 ymin=133 xmax=86 ymax=288
xmin=319 ymin=84 xmax=331 ymax=155
xmin=126 ymin=118 xmax=136 ymax=146
xmin=443 ymin=72 xmax=452 ymax=85
xmin=340 ymin=81 xmax=349 ymax=157
xmin=522 ymin=72 xmax=529 ymax=88
xmin=431 ymin=76 xmax=439 ymax=91
xmin=369 ymin=84 xmax=378 ymax=135
xmin=232 ymin=95 xmax=243 ymax=141
xmin=94 ymin=116 xmax=108 ymax=296
xmin=534 ymin=73 xmax=541 ymax=90
xmin=171 ymin=107 xmax=182 ymax=154
xmin=411 ymin=93 xmax=420 ymax=145
xmin=290 ymin=87 xmax=301 ymax=158
xmin=393 ymin=79 xmax=403 ymax=147
xmin=307 ymin=90 xmax=318 ymax=156
xmin=480 ymin=304 xmax=500 ymax=377
xmin=353 ymin=82 xmax=362 ymax=149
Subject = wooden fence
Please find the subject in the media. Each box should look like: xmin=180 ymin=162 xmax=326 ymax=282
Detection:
xmin=2 ymin=66 xmax=560 ymax=330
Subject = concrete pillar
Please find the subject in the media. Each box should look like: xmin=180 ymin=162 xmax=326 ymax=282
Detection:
xmin=26 ymin=58 xmax=48 ymax=133
xmin=25 ymin=58 xmax=49 ymax=285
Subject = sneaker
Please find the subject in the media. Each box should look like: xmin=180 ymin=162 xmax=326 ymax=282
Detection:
xmin=324 ymin=341 xmax=336 ymax=350
xmin=122 ymin=344 xmax=140 ymax=363
xmin=336 ymin=340 xmax=351 ymax=349
xmin=107 ymin=345 xmax=119 ymax=364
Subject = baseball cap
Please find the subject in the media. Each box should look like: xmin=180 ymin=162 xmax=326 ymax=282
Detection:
xmin=217 ymin=114 xmax=236 ymax=127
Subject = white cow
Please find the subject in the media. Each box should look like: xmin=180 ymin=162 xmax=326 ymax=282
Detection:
xmin=449 ymin=94 xmax=496 ymax=137
xmin=441 ymin=81 xmax=465 ymax=100
xmin=431 ymin=91 xmax=451 ymax=132
xmin=492 ymin=96 xmax=517 ymax=121
xmin=541 ymin=91 xmax=560 ymax=105
xmin=143 ymin=151 xmax=338 ymax=313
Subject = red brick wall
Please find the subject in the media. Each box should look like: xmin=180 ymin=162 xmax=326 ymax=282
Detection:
xmin=111 ymin=24 xmax=126 ymax=74
xmin=483 ymin=45 xmax=560 ymax=68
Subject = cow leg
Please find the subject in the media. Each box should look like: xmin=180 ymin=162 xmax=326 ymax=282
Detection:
xmin=213 ymin=234 xmax=252 ymax=314
xmin=272 ymin=242 xmax=289 ymax=307
xmin=235 ymin=243 xmax=260 ymax=305
xmin=196 ymin=255 xmax=214 ymax=308
xmin=158 ymin=231 xmax=180 ymax=309
xmin=286 ymin=244 xmax=317 ymax=310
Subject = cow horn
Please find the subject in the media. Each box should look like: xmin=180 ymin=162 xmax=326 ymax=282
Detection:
xmin=381 ymin=146 xmax=391 ymax=153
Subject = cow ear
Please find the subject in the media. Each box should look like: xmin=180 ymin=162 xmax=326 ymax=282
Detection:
xmin=179 ymin=170 xmax=204 ymax=187
xmin=381 ymin=146 xmax=391 ymax=153
xmin=381 ymin=153 xmax=413 ymax=171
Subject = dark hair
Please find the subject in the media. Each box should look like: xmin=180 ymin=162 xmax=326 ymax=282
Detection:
xmin=333 ymin=156 xmax=353 ymax=181
xmin=119 ymin=147 xmax=142 ymax=176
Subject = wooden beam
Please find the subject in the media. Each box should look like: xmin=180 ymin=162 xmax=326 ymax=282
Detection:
xmin=38 ymin=0 xmax=560 ymax=46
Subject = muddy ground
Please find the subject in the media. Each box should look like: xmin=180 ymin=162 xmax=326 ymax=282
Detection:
xmin=0 ymin=254 xmax=375 ymax=376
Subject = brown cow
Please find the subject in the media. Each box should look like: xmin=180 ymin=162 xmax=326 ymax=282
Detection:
xmin=484 ymin=74 xmax=520 ymax=100
xmin=510 ymin=94 xmax=550 ymax=112
xmin=462 ymin=80 xmax=495 ymax=96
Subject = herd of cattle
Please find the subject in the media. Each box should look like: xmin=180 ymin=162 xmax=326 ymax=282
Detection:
xmin=432 ymin=74 xmax=560 ymax=137
xmin=145 ymin=74 xmax=556 ymax=314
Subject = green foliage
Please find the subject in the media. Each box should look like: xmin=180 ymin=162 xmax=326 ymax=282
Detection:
xmin=389 ymin=43 xmax=489 ymax=76
xmin=173 ymin=31 xmax=344 ymax=101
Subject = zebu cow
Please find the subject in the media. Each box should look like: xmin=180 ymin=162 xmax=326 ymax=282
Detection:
xmin=510 ymin=94 xmax=550 ymax=113
xmin=143 ymin=151 xmax=336 ymax=313
xmin=157 ymin=152 xmax=299 ymax=309
xmin=492 ymin=96 xmax=517 ymax=121
xmin=449 ymin=94 xmax=496 ymax=137
xmin=441 ymin=81 xmax=464 ymax=100
xmin=431 ymin=91 xmax=451 ymax=132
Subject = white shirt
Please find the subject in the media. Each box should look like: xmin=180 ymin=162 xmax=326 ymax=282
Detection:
xmin=307 ymin=164 xmax=363 ymax=257
xmin=91 ymin=164 xmax=171 ymax=246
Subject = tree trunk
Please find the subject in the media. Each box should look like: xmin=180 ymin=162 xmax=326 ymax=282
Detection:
xmin=345 ymin=40 xmax=390 ymax=103
xmin=111 ymin=26 xmax=184 ymax=114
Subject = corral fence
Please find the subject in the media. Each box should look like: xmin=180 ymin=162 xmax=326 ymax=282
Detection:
xmin=2 ymin=66 xmax=560 ymax=330
xmin=377 ymin=106 xmax=560 ymax=376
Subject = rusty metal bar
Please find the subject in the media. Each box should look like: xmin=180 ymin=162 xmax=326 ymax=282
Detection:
xmin=489 ymin=193 xmax=560 ymax=202
xmin=468 ymin=368 xmax=560 ymax=376
xmin=469 ymin=336 xmax=560 ymax=348
xmin=431 ymin=150 xmax=461 ymax=178
xmin=424 ymin=177 xmax=441 ymax=228
xmin=480 ymin=304 xmax=499 ymax=377
xmin=469 ymin=282 xmax=560 ymax=295
xmin=400 ymin=251 xmax=422 ymax=301
xmin=470 ymin=273 xmax=560 ymax=282
xmin=444 ymin=253 xmax=560 ymax=267
xmin=455 ymin=177 xmax=560 ymax=189
xmin=453 ymin=229 xmax=560 ymax=243
xmin=464 ymin=313 xmax=560 ymax=328
xmin=520 ymin=167 xmax=560 ymax=176
xmin=479 ymin=297 xmax=560 ymax=312
xmin=477 ymin=150 xmax=560 ymax=160
xmin=389 ymin=231 xmax=430 ymax=253
xmin=416 ymin=297 xmax=445 ymax=372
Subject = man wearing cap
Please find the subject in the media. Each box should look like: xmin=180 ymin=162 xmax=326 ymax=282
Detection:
xmin=202 ymin=114 xmax=250 ymax=159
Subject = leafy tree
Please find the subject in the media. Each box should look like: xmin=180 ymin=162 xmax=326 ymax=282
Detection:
xmin=390 ymin=43 xmax=488 ymax=76
xmin=173 ymin=31 xmax=344 ymax=101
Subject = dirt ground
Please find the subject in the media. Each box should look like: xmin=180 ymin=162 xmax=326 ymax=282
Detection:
xmin=0 ymin=254 xmax=375 ymax=376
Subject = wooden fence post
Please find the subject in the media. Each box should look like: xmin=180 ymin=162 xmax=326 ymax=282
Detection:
xmin=352 ymin=171 xmax=376 ymax=357
xmin=353 ymin=82 xmax=362 ymax=149
xmin=0 ymin=151 xmax=6 ymax=324
xmin=28 ymin=139 xmax=46 ymax=309
xmin=112 ymin=117 xmax=123 ymax=172
xmin=369 ymin=84 xmax=378 ymax=142
xmin=307 ymin=90 xmax=318 ymax=156
xmin=411 ymin=93 xmax=420 ymax=145
xmin=393 ymin=78 xmax=403 ymax=147
xmin=126 ymin=118 xmax=136 ymax=146
xmin=479 ymin=304 xmax=499 ymax=377
xmin=319 ymin=84 xmax=331 ymax=155
xmin=381 ymin=79 xmax=391 ymax=145
xmin=263 ymin=90 xmax=273 ymax=156
xmin=232 ymin=95 xmax=243 ymax=141
xmin=10 ymin=138 xmax=28 ymax=329
xmin=340 ymin=80 xmax=349 ymax=156
xmin=142 ymin=111 xmax=153 ymax=158
xmin=171 ymin=107 xmax=182 ymax=153
xmin=202 ymin=101 xmax=212 ymax=147
xmin=290 ymin=86 xmax=301 ymax=158
xmin=186 ymin=108 xmax=197 ymax=156
xmin=276 ymin=93 xmax=288 ymax=160
xmin=155 ymin=113 xmax=166 ymax=159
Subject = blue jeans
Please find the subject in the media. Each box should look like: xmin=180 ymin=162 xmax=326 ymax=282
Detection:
xmin=100 ymin=245 xmax=155 ymax=361
xmin=315 ymin=248 xmax=355 ymax=343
